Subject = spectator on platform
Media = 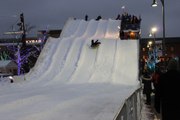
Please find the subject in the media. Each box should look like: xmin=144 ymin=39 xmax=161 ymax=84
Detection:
xmin=96 ymin=15 xmax=102 ymax=21
xmin=85 ymin=14 xmax=88 ymax=21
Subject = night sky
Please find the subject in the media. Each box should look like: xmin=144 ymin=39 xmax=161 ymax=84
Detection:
xmin=0 ymin=0 xmax=180 ymax=38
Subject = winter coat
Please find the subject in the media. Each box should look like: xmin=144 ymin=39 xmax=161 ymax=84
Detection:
xmin=159 ymin=58 xmax=180 ymax=120
xmin=159 ymin=70 xmax=180 ymax=120
xmin=141 ymin=73 xmax=152 ymax=94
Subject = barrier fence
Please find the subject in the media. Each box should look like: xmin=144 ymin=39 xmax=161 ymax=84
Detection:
xmin=114 ymin=87 xmax=143 ymax=120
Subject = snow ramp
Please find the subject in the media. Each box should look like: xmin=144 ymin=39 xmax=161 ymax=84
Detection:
xmin=27 ymin=18 xmax=139 ymax=86
xmin=0 ymin=19 xmax=140 ymax=120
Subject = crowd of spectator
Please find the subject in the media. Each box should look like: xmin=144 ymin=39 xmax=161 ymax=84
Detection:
xmin=119 ymin=12 xmax=141 ymax=30
xmin=141 ymin=56 xmax=180 ymax=120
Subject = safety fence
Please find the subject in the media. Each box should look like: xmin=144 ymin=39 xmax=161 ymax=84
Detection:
xmin=113 ymin=87 xmax=143 ymax=120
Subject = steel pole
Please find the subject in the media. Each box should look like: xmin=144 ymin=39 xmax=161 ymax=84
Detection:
xmin=161 ymin=0 xmax=166 ymax=56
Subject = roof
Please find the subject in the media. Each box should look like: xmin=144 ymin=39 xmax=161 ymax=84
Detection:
xmin=0 ymin=60 xmax=17 ymax=68
xmin=140 ymin=37 xmax=180 ymax=44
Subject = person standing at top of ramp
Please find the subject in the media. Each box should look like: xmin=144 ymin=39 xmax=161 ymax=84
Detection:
xmin=96 ymin=15 xmax=102 ymax=21
xmin=85 ymin=14 xmax=88 ymax=21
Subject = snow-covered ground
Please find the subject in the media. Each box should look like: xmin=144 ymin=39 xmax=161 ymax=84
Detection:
xmin=0 ymin=18 xmax=140 ymax=120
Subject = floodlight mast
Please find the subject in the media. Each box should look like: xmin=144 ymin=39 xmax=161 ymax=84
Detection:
xmin=152 ymin=0 xmax=166 ymax=56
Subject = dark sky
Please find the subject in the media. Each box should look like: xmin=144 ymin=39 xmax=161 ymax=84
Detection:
xmin=0 ymin=0 xmax=180 ymax=38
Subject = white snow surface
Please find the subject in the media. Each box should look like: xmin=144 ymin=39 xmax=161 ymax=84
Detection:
xmin=0 ymin=18 xmax=140 ymax=120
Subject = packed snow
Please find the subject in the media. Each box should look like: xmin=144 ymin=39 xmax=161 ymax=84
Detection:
xmin=0 ymin=18 xmax=140 ymax=120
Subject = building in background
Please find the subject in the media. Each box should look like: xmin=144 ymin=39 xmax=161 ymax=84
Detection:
xmin=0 ymin=29 xmax=61 ymax=76
xmin=0 ymin=60 xmax=17 ymax=76
xmin=119 ymin=13 xmax=141 ymax=40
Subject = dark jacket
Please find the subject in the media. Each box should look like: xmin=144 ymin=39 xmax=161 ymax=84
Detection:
xmin=159 ymin=58 xmax=180 ymax=120
xmin=141 ymin=73 xmax=152 ymax=94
